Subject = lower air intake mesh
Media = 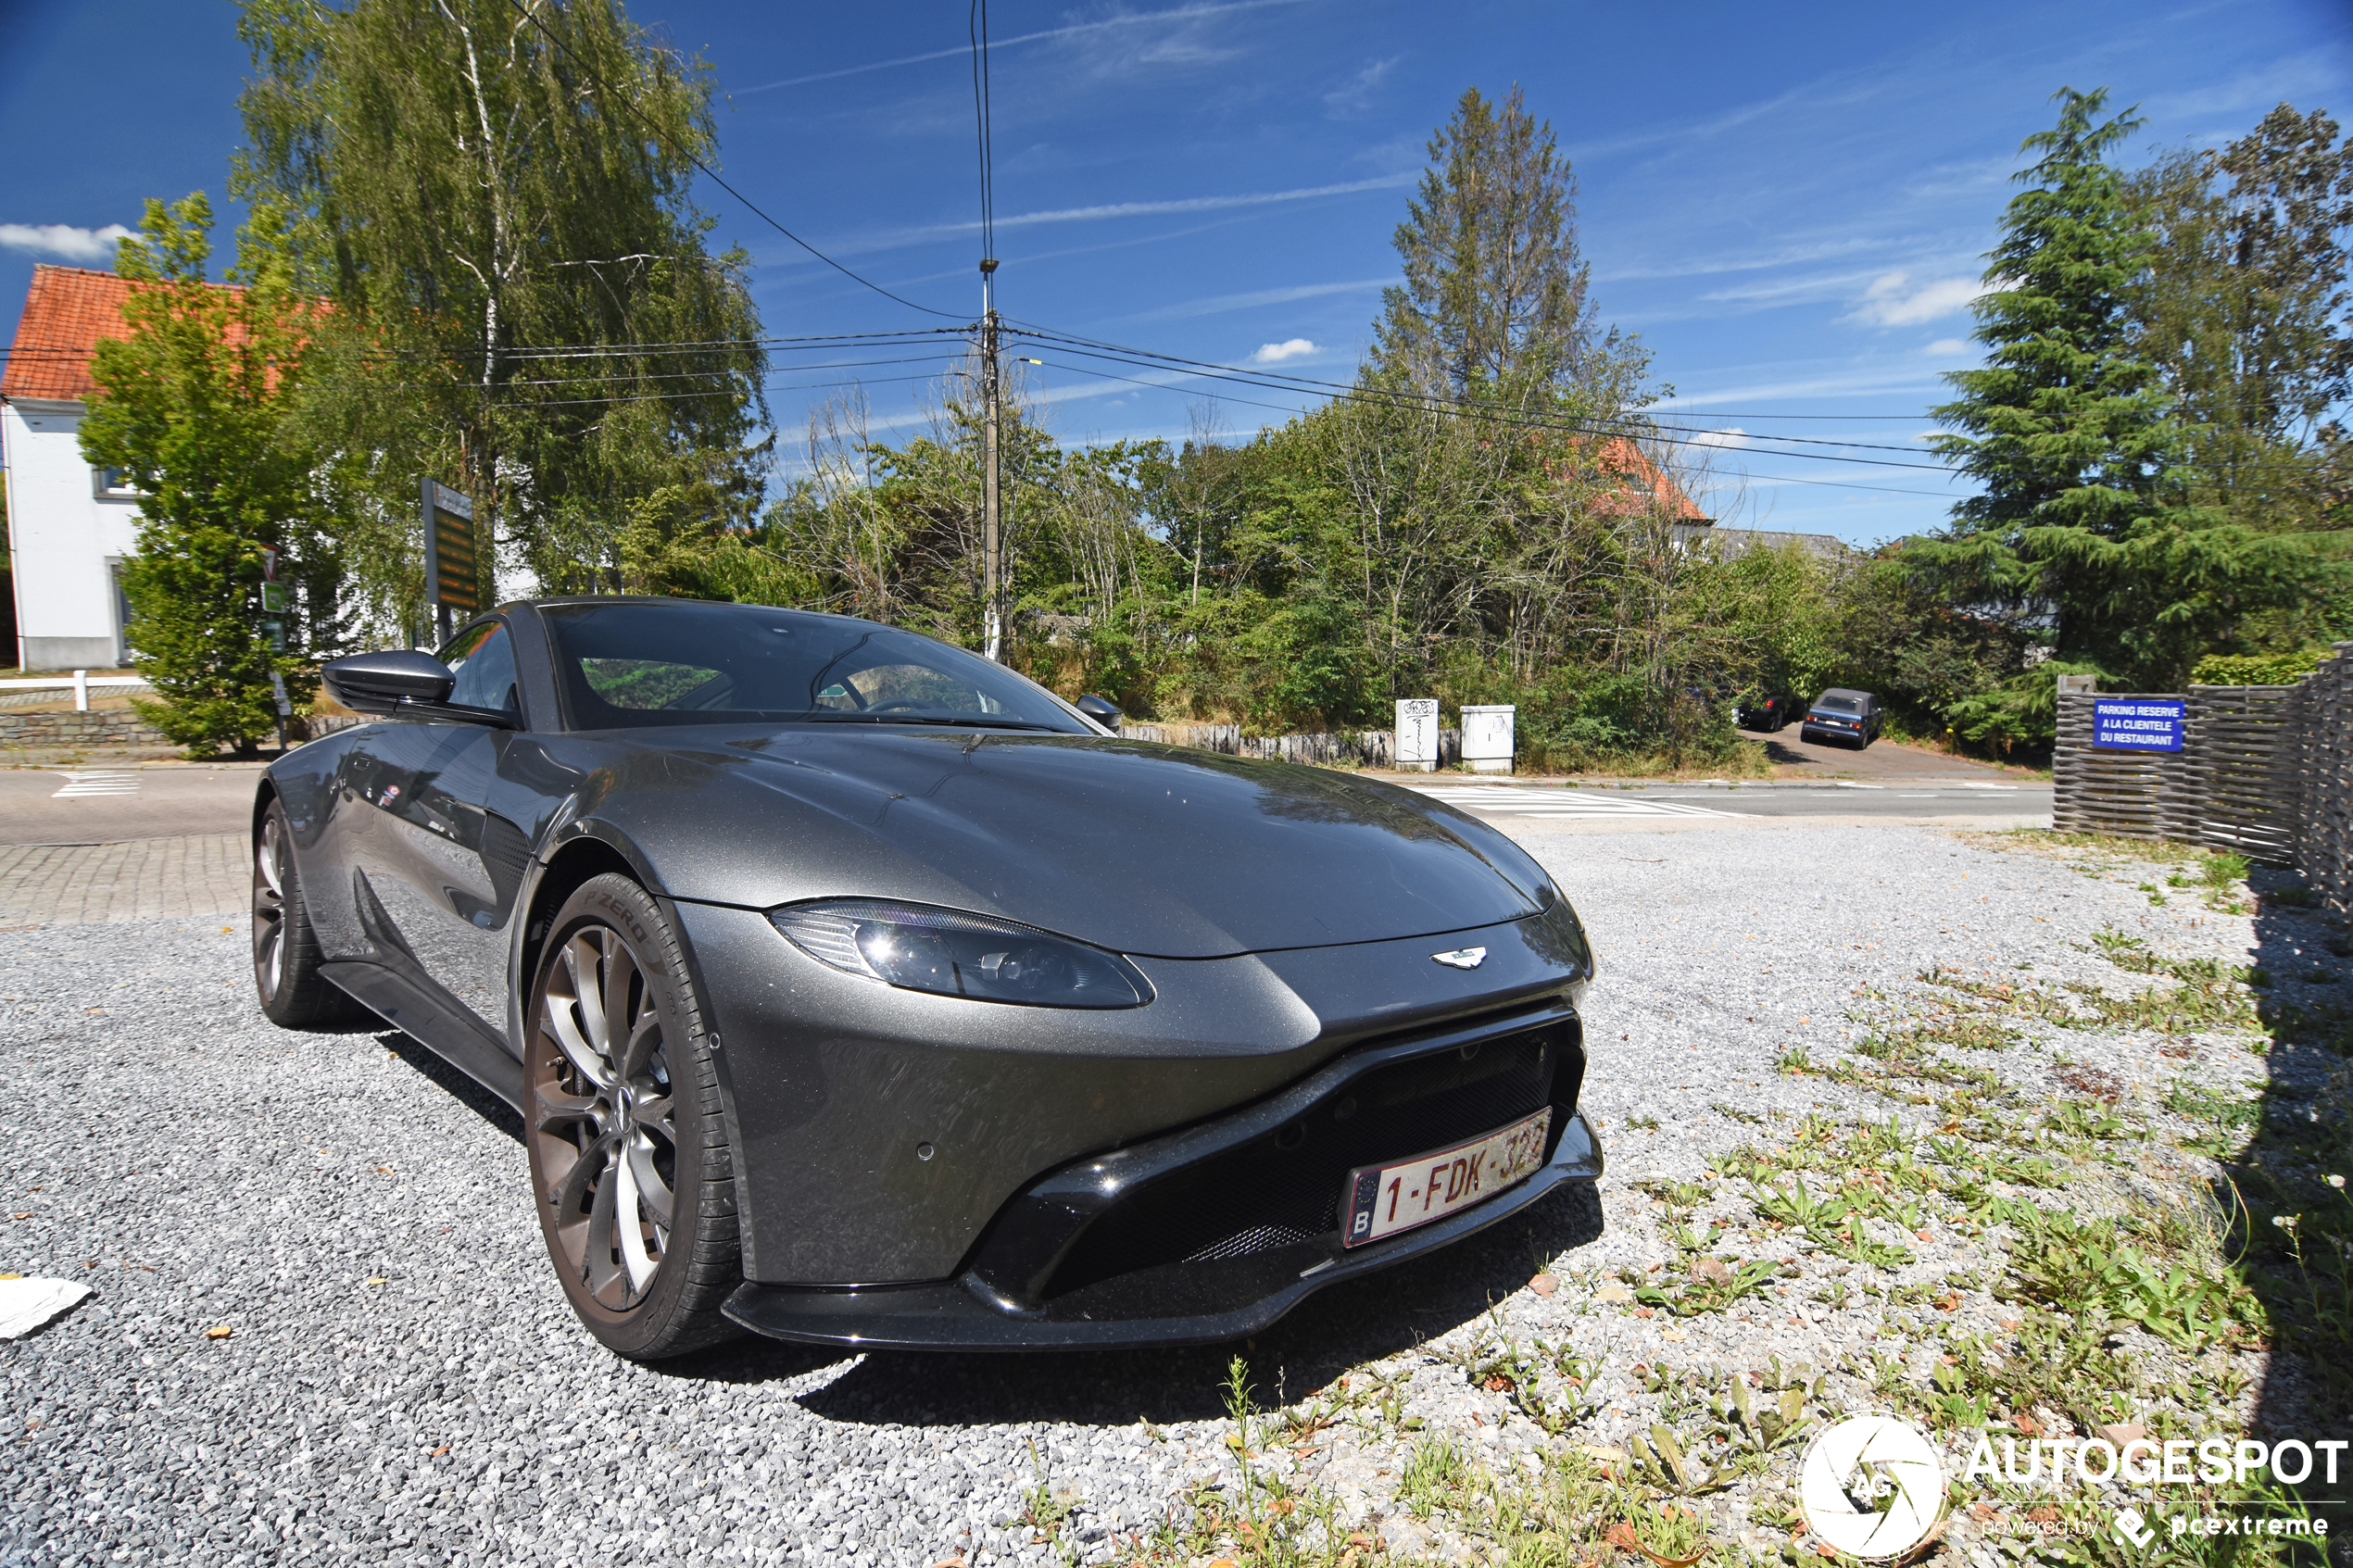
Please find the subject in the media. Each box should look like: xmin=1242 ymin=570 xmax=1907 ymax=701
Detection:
xmin=1043 ymin=1018 xmax=1576 ymax=1298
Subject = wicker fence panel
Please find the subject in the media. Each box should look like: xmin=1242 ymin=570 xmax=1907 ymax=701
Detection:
xmin=2167 ymin=686 xmax=2305 ymax=865
xmin=2055 ymin=653 xmax=2350 ymax=887
xmin=2297 ymin=644 xmax=2353 ymax=916
xmin=2054 ymin=693 xmax=2185 ymax=840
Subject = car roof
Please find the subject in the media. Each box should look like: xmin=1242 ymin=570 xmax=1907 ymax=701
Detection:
xmin=496 ymin=595 xmax=882 ymax=632
xmin=1817 ymin=688 xmax=1872 ymax=700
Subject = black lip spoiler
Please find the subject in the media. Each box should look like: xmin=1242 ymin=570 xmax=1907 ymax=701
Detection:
xmin=720 ymin=1111 xmax=1601 ymax=1352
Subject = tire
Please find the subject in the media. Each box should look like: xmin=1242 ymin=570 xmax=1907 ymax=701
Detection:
xmin=253 ymin=799 xmax=371 ymax=1028
xmin=525 ymin=872 xmax=741 ymax=1360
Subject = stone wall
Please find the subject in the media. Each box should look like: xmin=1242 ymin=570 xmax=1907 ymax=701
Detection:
xmin=0 ymin=709 xmax=171 ymax=749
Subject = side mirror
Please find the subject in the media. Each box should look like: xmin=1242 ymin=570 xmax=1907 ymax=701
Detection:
xmin=1075 ymin=693 xmax=1122 ymax=731
xmin=323 ymin=650 xmax=454 ymax=715
xmin=321 ymin=650 xmax=520 ymax=728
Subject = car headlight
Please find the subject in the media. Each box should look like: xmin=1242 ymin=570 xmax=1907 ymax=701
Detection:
xmin=768 ymin=899 xmax=1152 ymax=1009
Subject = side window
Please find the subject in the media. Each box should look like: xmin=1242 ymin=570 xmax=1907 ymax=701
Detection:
xmin=447 ymin=623 xmax=519 ymax=716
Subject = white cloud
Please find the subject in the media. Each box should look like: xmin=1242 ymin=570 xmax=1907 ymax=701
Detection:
xmin=1924 ymin=337 xmax=1970 ymax=357
xmin=0 ymin=222 xmax=133 ymax=261
xmin=1705 ymin=427 xmax=1750 ymax=448
xmin=1114 ymin=278 xmax=1388 ymax=325
xmin=985 ymin=172 xmax=1416 ymax=233
xmin=1252 ymin=338 xmax=1318 ymax=364
xmin=732 ymin=0 xmax=1307 ymax=93
xmin=1845 ymin=271 xmax=1983 ymax=327
xmin=1324 ymin=57 xmax=1397 ymax=119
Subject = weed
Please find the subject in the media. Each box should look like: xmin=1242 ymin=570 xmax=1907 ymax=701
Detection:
xmin=1635 ymin=1255 xmax=1783 ymax=1318
xmin=1022 ymin=1438 xmax=1079 ymax=1567
xmin=1396 ymin=1436 xmax=1469 ymax=1517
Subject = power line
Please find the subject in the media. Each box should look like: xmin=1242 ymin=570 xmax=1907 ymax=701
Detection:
xmin=1009 ymin=327 xmax=2349 ymax=483
xmin=970 ymin=0 xmax=997 ymax=268
xmin=498 ymin=0 xmax=963 ymax=320
xmin=1016 ymin=334 xmax=1966 ymax=473
xmin=349 ymin=352 xmax=963 ymax=395
xmin=0 ymin=328 xmax=974 ymax=368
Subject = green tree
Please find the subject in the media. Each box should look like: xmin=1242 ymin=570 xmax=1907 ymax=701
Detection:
xmin=1923 ymin=87 xmax=2331 ymax=690
xmin=2125 ymin=105 xmax=2353 ymax=653
xmin=236 ymin=0 xmax=770 ymax=634
xmin=79 ymin=194 xmax=323 ymax=757
xmin=1371 ymin=84 xmax=1596 ymax=398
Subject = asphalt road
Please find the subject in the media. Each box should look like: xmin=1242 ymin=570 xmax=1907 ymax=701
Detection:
xmin=1733 ymin=725 xmax=2028 ymax=780
xmin=0 ymin=763 xmax=265 ymax=846
xmin=1401 ymin=777 xmax=2052 ymax=827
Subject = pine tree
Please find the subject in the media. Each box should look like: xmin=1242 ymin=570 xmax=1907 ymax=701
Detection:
xmin=1371 ymin=85 xmax=1597 ymax=398
xmin=1922 ymin=88 xmax=2330 ymax=688
xmin=78 ymin=194 xmax=322 ymax=757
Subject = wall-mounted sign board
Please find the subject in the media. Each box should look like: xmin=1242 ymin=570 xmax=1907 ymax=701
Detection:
xmin=421 ymin=480 xmax=480 ymax=642
xmin=2092 ymin=697 xmax=2185 ymax=752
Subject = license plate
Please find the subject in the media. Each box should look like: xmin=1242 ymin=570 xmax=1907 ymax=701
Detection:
xmin=1341 ymin=1109 xmax=1552 ymax=1248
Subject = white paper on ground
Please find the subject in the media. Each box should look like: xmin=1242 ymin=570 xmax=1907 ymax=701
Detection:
xmin=0 ymin=1276 xmax=92 ymax=1338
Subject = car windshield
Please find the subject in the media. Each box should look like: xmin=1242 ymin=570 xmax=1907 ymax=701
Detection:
xmin=542 ymin=601 xmax=1092 ymax=733
xmin=1813 ymin=696 xmax=1860 ymax=713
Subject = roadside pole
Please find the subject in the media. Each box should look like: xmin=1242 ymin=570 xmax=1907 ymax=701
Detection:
xmin=980 ymin=257 xmax=1002 ymax=662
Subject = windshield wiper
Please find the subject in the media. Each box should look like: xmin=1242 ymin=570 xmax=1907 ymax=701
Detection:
xmin=804 ymin=714 xmax=1069 ymax=733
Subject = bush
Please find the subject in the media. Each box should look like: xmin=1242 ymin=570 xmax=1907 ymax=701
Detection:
xmin=2190 ymin=648 xmax=2331 ymax=685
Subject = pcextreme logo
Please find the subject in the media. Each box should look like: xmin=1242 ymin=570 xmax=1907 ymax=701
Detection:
xmin=1798 ymin=1416 xmax=1949 ymax=1560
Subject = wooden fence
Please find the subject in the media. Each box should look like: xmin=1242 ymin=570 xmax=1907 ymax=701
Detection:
xmin=1114 ymin=722 xmax=1462 ymax=770
xmin=2052 ymin=644 xmax=2352 ymax=913
xmin=2299 ymin=646 xmax=2353 ymax=918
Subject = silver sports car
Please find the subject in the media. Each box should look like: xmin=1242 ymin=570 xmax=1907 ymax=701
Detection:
xmin=255 ymin=596 xmax=1602 ymax=1359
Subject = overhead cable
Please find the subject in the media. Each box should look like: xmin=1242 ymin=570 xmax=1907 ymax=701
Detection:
xmin=498 ymin=0 xmax=963 ymax=320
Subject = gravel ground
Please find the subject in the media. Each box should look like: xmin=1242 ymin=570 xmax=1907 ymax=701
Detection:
xmin=0 ymin=822 xmax=2330 ymax=1566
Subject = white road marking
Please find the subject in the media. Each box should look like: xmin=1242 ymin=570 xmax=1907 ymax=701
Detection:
xmin=1832 ymin=782 xmax=1886 ymax=789
xmin=52 ymin=771 xmax=141 ymax=798
xmin=1959 ymin=783 xmax=2020 ymax=791
xmin=1405 ymin=784 xmax=1749 ymax=820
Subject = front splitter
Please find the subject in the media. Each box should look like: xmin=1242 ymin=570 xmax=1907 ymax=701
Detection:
xmin=720 ymin=1111 xmax=1603 ymax=1352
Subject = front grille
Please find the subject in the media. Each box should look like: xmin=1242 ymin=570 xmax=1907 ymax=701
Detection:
xmin=1041 ymin=1018 xmax=1579 ymax=1298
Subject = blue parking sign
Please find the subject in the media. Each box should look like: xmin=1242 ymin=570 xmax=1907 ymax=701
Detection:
xmin=2092 ymin=698 xmax=2185 ymax=752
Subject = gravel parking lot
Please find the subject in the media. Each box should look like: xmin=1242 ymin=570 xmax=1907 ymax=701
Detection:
xmin=1 ymin=819 xmax=2334 ymax=1566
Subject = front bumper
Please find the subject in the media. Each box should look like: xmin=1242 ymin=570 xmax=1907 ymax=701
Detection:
xmin=722 ymin=1006 xmax=1600 ymax=1350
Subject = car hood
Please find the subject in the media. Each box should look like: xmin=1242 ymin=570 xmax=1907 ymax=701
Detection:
xmin=577 ymin=728 xmax=1554 ymax=960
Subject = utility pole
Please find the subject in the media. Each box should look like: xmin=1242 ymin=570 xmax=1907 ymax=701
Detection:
xmin=979 ymin=257 xmax=1002 ymax=661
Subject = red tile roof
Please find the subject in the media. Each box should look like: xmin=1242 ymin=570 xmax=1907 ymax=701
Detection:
xmin=1538 ymin=434 xmax=1710 ymax=521
xmin=2 ymin=265 xmax=135 ymax=403
xmin=1 ymin=263 xmax=258 ymax=405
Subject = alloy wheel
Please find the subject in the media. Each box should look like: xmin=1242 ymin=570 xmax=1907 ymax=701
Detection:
xmin=252 ymin=816 xmax=288 ymax=1001
xmin=532 ymin=923 xmax=679 ymax=1312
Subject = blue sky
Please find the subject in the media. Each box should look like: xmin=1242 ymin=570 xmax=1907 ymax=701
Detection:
xmin=4 ymin=0 xmax=2348 ymax=544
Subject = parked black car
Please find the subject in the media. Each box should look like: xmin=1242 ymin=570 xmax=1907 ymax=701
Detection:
xmin=1736 ymin=693 xmax=1797 ymax=732
xmin=1800 ymin=688 xmax=1881 ymax=747
xmin=253 ymin=596 xmax=1603 ymax=1358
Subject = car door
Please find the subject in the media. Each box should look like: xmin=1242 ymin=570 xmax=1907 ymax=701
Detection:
xmin=338 ymin=619 xmax=529 ymax=1041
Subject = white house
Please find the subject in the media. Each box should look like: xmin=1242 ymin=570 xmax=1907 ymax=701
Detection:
xmin=1 ymin=265 xmax=146 ymax=670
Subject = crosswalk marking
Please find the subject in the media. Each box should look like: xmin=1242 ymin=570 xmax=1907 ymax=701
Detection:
xmin=1405 ymin=784 xmax=1749 ymax=820
xmin=52 ymin=771 xmax=141 ymax=798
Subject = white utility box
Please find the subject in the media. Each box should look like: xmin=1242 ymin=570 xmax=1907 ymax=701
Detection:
xmin=1395 ymin=697 xmax=1440 ymax=771
xmin=1461 ymin=705 xmax=1516 ymax=773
